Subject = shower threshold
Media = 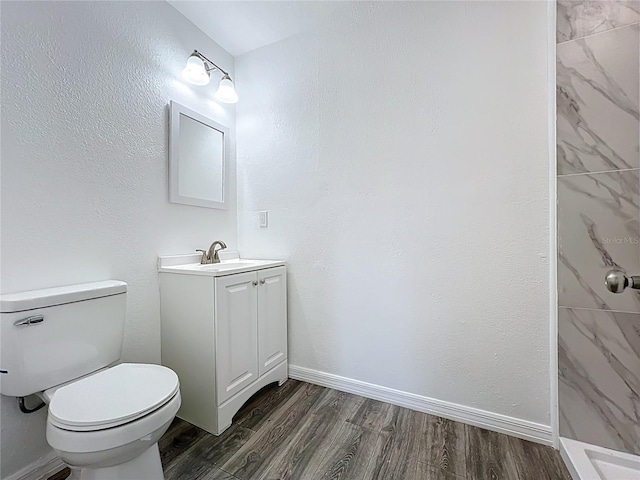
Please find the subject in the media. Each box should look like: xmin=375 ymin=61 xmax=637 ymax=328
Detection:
xmin=560 ymin=437 xmax=640 ymax=480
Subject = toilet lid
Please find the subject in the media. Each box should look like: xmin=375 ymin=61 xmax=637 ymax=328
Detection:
xmin=48 ymin=363 xmax=179 ymax=432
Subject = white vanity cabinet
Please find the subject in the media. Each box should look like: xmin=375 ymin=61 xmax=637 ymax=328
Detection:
xmin=215 ymin=267 xmax=288 ymax=404
xmin=158 ymin=255 xmax=287 ymax=435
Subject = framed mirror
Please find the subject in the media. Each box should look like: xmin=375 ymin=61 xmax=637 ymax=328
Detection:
xmin=168 ymin=101 xmax=229 ymax=209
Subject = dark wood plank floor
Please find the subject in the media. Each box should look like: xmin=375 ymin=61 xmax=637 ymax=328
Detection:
xmin=48 ymin=380 xmax=571 ymax=480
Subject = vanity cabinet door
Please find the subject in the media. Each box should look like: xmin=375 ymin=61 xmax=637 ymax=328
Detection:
xmin=215 ymin=271 xmax=259 ymax=405
xmin=257 ymin=267 xmax=288 ymax=376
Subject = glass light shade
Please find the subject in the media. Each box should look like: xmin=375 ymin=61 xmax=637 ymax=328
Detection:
xmin=215 ymin=75 xmax=239 ymax=104
xmin=182 ymin=55 xmax=210 ymax=86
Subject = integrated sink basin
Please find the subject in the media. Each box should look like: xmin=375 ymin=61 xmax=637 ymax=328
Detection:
xmin=198 ymin=262 xmax=261 ymax=272
xmin=157 ymin=254 xmax=285 ymax=277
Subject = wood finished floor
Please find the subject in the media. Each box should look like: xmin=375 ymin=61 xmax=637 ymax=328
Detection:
xmin=48 ymin=380 xmax=571 ymax=480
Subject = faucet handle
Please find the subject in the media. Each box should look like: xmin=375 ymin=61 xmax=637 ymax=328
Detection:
xmin=196 ymin=249 xmax=209 ymax=264
xmin=605 ymin=270 xmax=640 ymax=293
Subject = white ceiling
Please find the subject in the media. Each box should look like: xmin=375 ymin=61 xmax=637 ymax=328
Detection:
xmin=168 ymin=1 xmax=361 ymax=57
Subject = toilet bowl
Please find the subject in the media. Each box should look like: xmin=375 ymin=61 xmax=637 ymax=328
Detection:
xmin=44 ymin=363 xmax=180 ymax=480
xmin=0 ymin=281 xmax=181 ymax=480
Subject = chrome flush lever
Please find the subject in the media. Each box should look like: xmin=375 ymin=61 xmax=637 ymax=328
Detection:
xmin=605 ymin=270 xmax=640 ymax=293
xmin=14 ymin=315 xmax=44 ymax=327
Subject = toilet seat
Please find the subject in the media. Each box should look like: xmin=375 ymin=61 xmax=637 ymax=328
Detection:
xmin=47 ymin=390 xmax=181 ymax=456
xmin=48 ymin=363 xmax=179 ymax=432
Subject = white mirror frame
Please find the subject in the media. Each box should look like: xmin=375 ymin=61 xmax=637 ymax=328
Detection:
xmin=168 ymin=101 xmax=230 ymax=209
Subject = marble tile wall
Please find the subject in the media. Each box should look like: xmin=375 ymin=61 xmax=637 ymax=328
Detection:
xmin=557 ymin=23 xmax=639 ymax=175
xmin=558 ymin=170 xmax=640 ymax=313
xmin=556 ymin=0 xmax=640 ymax=455
xmin=559 ymin=307 xmax=640 ymax=454
xmin=558 ymin=0 xmax=640 ymax=43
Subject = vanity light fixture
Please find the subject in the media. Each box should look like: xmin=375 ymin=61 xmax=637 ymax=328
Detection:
xmin=182 ymin=50 xmax=238 ymax=104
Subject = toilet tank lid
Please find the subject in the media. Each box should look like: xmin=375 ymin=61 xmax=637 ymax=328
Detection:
xmin=0 ymin=281 xmax=127 ymax=313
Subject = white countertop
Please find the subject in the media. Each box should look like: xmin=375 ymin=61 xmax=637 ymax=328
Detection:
xmin=157 ymin=252 xmax=285 ymax=277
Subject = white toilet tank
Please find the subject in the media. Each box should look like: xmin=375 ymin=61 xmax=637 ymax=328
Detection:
xmin=0 ymin=281 xmax=127 ymax=397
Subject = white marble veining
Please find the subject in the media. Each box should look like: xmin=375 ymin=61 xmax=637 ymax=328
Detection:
xmin=558 ymin=170 xmax=640 ymax=312
xmin=557 ymin=0 xmax=640 ymax=460
xmin=557 ymin=23 xmax=639 ymax=175
xmin=559 ymin=307 xmax=640 ymax=455
xmin=557 ymin=0 xmax=640 ymax=43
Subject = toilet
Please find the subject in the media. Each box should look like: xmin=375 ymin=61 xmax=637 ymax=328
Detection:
xmin=0 ymin=281 xmax=181 ymax=480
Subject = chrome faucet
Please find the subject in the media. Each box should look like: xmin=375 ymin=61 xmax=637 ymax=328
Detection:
xmin=196 ymin=240 xmax=227 ymax=264
xmin=208 ymin=240 xmax=227 ymax=263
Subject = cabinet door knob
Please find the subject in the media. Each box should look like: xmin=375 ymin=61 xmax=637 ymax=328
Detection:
xmin=252 ymin=281 xmax=258 ymax=287
xmin=260 ymin=279 xmax=266 ymax=285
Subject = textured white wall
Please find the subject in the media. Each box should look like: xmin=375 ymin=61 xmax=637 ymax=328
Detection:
xmin=236 ymin=1 xmax=551 ymax=425
xmin=0 ymin=1 xmax=236 ymax=477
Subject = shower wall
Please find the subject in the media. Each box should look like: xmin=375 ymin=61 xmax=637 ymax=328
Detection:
xmin=556 ymin=0 xmax=640 ymax=455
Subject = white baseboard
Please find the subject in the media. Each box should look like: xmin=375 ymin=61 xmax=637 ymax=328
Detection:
xmin=4 ymin=453 xmax=65 ymax=480
xmin=289 ymin=365 xmax=553 ymax=446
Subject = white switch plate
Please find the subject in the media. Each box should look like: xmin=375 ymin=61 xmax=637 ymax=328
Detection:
xmin=259 ymin=211 xmax=268 ymax=228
